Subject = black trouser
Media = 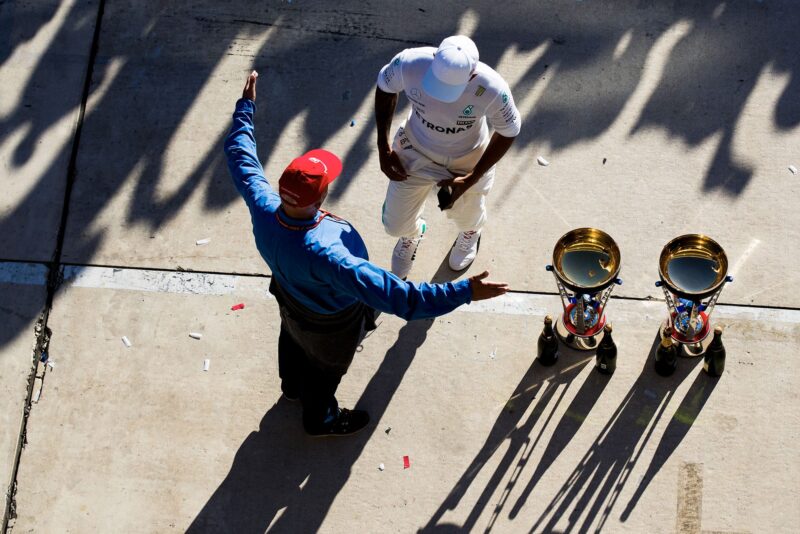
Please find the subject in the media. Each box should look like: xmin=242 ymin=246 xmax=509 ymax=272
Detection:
xmin=270 ymin=280 xmax=377 ymax=433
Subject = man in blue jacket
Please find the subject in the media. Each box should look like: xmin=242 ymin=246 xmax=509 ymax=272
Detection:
xmin=225 ymin=71 xmax=509 ymax=437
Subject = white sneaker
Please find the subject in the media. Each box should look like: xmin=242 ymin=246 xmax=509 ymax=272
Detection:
xmin=449 ymin=230 xmax=481 ymax=271
xmin=391 ymin=222 xmax=426 ymax=279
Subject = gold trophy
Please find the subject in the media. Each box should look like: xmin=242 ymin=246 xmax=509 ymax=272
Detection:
xmin=546 ymin=228 xmax=622 ymax=350
xmin=655 ymin=234 xmax=732 ymax=356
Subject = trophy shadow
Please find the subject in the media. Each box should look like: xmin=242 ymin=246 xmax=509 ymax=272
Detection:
xmin=618 ymin=349 xmax=720 ymax=521
xmin=419 ymin=337 xmax=606 ymax=533
xmin=526 ymin=332 xmax=712 ymax=533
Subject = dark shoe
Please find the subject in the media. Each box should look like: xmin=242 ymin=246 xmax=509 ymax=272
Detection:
xmin=281 ymin=381 xmax=300 ymax=402
xmin=282 ymin=392 xmax=300 ymax=402
xmin=307 ymin=408 xmax=370 ymax=437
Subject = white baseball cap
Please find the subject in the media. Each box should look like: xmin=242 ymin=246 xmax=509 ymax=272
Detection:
xmin=422 ymin=35 xmax=479 ymax=103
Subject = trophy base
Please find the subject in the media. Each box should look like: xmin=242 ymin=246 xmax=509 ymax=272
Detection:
xmin=556 ymin=315 xmax=605 ymax=351
xmin=659 ymin=319 xmax=713 ymax=357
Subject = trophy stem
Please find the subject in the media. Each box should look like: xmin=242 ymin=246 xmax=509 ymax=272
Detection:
xmin=686 ymin=303 xmax=699 ymax=339
xmin=576 ymin=297 xmax=586 ymax=334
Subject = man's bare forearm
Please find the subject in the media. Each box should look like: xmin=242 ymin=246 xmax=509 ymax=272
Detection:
xmin=375 ymin=87 xmax=399 ymax=151
xmin=468 ymin=133 xmax=516 ymax=185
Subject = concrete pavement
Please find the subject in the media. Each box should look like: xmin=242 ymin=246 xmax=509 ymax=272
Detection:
xmin=1 ymin=0 xmax=799 ymax=532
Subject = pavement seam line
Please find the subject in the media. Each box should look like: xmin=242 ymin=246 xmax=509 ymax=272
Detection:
xmin=229 ymin=17 xmax=435 ymax=46
xmin=2 ymin=260 xmax=800 ymax=314
xmin=1 ymin=0 xmax=107 ymax=530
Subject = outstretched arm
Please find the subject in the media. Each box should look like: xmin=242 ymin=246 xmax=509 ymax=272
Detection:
xmin=224 ymin=71 xmax=277 ymax=212
xmin=325 ymin=253 xmax=509 ymax=321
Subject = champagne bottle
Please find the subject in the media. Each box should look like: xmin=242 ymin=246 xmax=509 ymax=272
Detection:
xmin=655 ymin=328 xmax=678 ymax=377
xmin=537 ymin=315 xmax=559 ymax=366
xmin=595 ymin=324 xmax=616 ymax=375
xmin=704 ymin=326 xmax=726 ymax=377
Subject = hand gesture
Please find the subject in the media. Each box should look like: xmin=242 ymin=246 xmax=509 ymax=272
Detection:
xmin=468 ymin=270 xmax=509 ymax=301
xmin=379 ymin=148 xmax=407 ymax=181
xmin=242 ymin=70 xmax=258 ymax=102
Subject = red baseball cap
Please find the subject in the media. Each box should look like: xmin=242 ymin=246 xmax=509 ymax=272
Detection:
xmin=278 ymin=149 xmax=343 ymax=208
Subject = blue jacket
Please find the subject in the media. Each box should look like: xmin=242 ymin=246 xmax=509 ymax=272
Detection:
xmin=224 ymin=98 xmax=472 ymax=320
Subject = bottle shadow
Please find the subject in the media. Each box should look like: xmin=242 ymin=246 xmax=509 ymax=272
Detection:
xmin=618 ymin=358 xmax=720 ymax=522
xmin=528 ymin=333 xmax=711 ymax=533
xmin=421 ymin=339 xmax=606 ymax=533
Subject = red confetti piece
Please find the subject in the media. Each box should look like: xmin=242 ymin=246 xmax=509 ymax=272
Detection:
xmin=403 ymin=455 xmax=410 ymax=469
xmin=231 ymin=303 xmax=245 ymax=311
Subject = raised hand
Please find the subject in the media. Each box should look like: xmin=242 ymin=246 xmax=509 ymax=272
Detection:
xmin=242 ymin=70 xmax=258 ymax=101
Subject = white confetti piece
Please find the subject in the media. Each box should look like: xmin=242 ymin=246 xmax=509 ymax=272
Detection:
xmin=537 ymin=156 xmax=550 ymax=166
xmin=378 ymin=463 xmax=385 ymax=471
xmin=789 ymin=165 xmax=798 ymax=175
xmin=203 ymin=359 xmax=210 ymax=371
xmin=490 ymin=347 xmax=497 ymax=359
xmin=121 ymin=336 xmax=132 ymax=348
xmin=189 ymin=332 xmax=203 ymax=340
xmin=32 ymin=389 xmax=41 ymax=403
xmin=46 ymin=360 xmax=55 ymax=370
xmin=196 ymin=238 xmax=211 ymax=246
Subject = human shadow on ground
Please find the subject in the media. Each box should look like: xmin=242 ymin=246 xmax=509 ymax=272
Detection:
xmin=0 ymin=1 xmax=61 ymax=69
xmin=1 ymin=2 xmax=797 ymax=335
xmin=188 ymin=258 xmax=458 ymax=532
xmin=421 ymin=341 xmax=607 ymax=533
xmin=528 ymin=334 xmax=708 ymax=533
xmin=187 ymin=316 xmax=436 ymax=533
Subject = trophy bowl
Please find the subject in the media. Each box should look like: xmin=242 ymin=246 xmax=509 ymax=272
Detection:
xmin=547 ymin=228 xmax=622 ymax=350
xmin=553 ymin=228 xmax=621 ymax=294
xmin=658 ymin=234 xmax=728 ymax=301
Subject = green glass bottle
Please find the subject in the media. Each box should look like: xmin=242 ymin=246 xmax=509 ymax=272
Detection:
xmin=704 ymin=326 xmax=726 ymax=377
xmin=595 ymin=324 xmax=617 ymax=375
xmin=654 ymin=328 xmax=678 ymax=376
xmin=537 ymin=315 xmax=559 ymax=366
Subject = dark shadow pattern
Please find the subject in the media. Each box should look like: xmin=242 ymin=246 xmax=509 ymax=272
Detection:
xmin=619 ymin=367 xmax=719 ymax=521
xmin=188 ymin=316 xmax=436 ymax=533
xmin=0 ymin=0 xmax=797 ymax=346
xmin=421 ymin=344 xmax=605 ymax=533
xmin=528 ymin=335 xmax=707 ymax=533
xmin=0 ymin=2 xmax=791 ymax=530
xmin=0 ymin=1 xmax=61 ymax=69
xmin=420 ymin=332 xmax=717 ymax=532
xmin=188 ymin=253 xmax=458 ymax=531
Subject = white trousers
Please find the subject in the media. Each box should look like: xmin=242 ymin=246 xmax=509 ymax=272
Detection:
xmin=381 ymin=125 xmax=495 ymax=238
